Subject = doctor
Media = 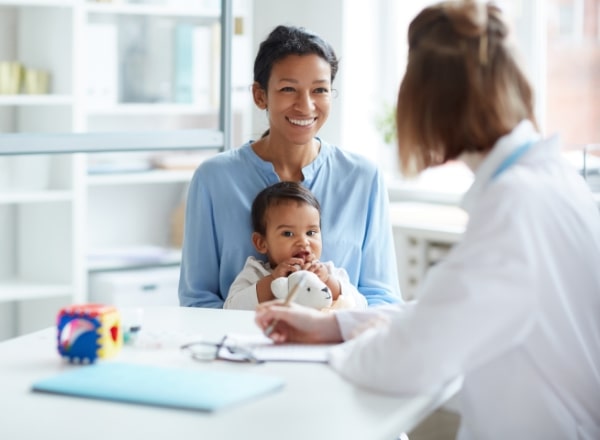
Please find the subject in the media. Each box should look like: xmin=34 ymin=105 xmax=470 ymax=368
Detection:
xmin=255 ymin=1 xmax=600 ymax=439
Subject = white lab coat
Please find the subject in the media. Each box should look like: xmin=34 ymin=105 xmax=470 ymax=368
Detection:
xmin=329 ymin=121 xmax=600 ymax=439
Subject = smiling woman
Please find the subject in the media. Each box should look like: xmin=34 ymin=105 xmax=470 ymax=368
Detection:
xmin=179 ymin=24 xmax=402 ymax=310
xmin=250 ymin=53 xmax=333 ymax=182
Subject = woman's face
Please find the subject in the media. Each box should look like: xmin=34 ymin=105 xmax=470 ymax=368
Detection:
xmin=259 ymin=54 xmax=332 ymax=147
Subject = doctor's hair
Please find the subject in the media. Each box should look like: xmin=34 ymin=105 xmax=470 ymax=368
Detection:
xmin=396 ymin=0 xmax=537 ymax=176
xmin=251 ymin=181 xmax=321 ymax=236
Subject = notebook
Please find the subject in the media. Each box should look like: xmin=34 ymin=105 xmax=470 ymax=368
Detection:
xmin=221 ymin=333 xmax=336 ymax=363
xmin=31 ymin=362 xmax=285 ymax=412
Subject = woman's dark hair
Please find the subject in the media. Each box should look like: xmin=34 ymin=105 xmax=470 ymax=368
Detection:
xmin=251 ymin=181 xmax=321 ymax=235
xmin=253 ymin=25 xmax=339 ymax=90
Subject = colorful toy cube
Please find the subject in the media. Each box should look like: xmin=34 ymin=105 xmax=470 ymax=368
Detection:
xmin=57 ymin=304 xmax=122 ymax=363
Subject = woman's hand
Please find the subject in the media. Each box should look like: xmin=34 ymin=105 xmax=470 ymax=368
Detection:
xmin=255 ymin=302 xmax=343 ymax=344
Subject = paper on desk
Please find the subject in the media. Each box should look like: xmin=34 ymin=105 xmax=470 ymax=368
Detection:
xmin=222 ymin=333 xmax=336 ymax=363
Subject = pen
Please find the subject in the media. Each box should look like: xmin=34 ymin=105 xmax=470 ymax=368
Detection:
xmin=264 ymin=273 xmax=305 ymax=337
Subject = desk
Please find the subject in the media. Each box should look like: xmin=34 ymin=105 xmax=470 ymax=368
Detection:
xmin=0 ymin=307 xmax=461 ymax=440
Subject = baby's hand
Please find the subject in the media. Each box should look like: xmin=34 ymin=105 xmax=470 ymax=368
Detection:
xmin=304 ymin=260 xmax=330 ymax=283
xmin=272 ymin=257 xmax=304 ymax=279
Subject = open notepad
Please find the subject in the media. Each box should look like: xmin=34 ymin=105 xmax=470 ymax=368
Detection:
xmin=220 ymin=333 xmax=337 ymax=363
xmin=32 ymin=362 xmax=284 ymax=412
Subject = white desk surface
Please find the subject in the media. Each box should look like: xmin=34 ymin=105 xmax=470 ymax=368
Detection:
xmin=0 ymin=307 xmax=461 ymax=440
xmin=390 ymin=202 xmax=468 ymax=232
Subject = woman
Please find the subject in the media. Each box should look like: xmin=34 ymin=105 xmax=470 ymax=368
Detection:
xmin=179 ymin=25 xmax=401 ymax=308
xmin=255 ymin=2 xmax=600 ymax=439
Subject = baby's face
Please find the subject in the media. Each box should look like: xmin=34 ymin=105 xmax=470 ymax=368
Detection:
xmin=262 ymin=200 xmax=322 ymax=267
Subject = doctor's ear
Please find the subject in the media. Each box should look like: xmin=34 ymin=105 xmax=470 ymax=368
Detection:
xmin=252 ymin=232 xmax=268 ymax=254
xmin=252 ymin=82 xmax=267 ymax=110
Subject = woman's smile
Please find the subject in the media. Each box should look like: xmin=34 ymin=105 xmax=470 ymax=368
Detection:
xmin=287 ymin=117 xmax=317 ymax=127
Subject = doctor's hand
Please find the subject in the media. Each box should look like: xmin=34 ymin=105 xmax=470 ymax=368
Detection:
xmin=255 ymin=302 xmax=343 ymax=344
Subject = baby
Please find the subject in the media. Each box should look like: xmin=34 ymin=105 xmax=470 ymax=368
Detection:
xmin=224 ymin=181 xmax=367 ymax=310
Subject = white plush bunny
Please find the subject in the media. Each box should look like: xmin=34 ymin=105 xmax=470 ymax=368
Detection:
xmin=270 ymin=270 xmax=333 ymax=310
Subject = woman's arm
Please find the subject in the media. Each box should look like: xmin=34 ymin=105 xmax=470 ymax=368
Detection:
xmin=178 ymin=168 xmax=225 ymax=308
xmin=356 ymin=169 xmax=403 ymax=305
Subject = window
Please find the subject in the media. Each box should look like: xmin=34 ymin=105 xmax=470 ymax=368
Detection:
xmin=545 ymin=0 xmax=600 ymax=145
xmin=343 ymin=0 xmax=600 ymax=196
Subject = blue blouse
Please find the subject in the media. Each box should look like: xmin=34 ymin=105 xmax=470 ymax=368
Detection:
xmin=178 ymin=138 xmax=402 ymax=308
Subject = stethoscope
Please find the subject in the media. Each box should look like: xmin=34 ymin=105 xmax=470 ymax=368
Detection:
xmin=491 ymin=140 xmax=535 ymax=180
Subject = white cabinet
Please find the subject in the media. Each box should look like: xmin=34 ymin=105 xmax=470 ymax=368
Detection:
xmin=390 ymin=202 xmax=468 ymax=301
xmin=0 ymin=0 xmax=252 ymax=339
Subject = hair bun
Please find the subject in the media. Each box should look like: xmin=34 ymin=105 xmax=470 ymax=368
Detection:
xmin=444 ymin=0 xmax=489 ymax=37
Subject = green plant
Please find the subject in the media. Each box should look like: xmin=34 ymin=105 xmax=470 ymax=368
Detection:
xmin=375 ymin=103 xmax=397 ymax=145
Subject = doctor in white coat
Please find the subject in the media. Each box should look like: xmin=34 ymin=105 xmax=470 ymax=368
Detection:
xmin=255 ymin=1 xmax=600 ymax=439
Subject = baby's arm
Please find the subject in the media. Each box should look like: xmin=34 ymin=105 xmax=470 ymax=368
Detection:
xmin=324 ymin=262 xmax=368 ymax=309
xmin=225 ymin=257 xmax=271 ymax=310
xmin=256 ymin=256 xmax=308 ymax=303
xmin=255 ymin=274 xmax=276 ymax=303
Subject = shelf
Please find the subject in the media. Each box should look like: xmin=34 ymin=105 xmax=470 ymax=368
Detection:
xmin=87 ymin=245 xmax=182 ymax=272
xmin=86 ymin=103 xmax=216 ymax=116
xmin=0 ymin=0 xmax=74 ymax=7
xmin=0 ymin=189 xmax=73 ymax=204
xmin=0 ymin=279 xmax=73 ymax=302
xmin=0 ymin=130 xmax=223 ymax=155
xmin=0 ymin=0 xmax=239 ymax=339
xmin=0 ymin=95 xmax=73 ymax=106
xmin=88 ymin=259 xmax=181 ymax=272
xmin=87 ymin=169 xmax=193 ymax=186
xmin=84 ymin=2 xmax=220 ymax=18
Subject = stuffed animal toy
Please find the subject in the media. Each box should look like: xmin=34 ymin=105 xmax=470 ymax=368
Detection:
xmin=271 ymin=270 xmax=333 ymax=310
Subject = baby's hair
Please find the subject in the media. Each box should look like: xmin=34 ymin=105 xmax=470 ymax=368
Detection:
xmin=251 ymin=181 xmax=321 ymax=235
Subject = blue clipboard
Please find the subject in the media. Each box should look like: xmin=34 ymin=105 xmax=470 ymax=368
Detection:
xmin=32 ymin=362 xmax=285 ymax=412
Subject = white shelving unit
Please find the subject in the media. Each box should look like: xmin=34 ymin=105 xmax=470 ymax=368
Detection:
xmin=390 ymin=202 xmax=468 ymax=301
xmin=0 ymin=0 xmax=252 ymax=339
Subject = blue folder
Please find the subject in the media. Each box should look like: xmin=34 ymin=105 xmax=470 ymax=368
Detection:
xmin=32 ymin=362 xmax=285 ymax=412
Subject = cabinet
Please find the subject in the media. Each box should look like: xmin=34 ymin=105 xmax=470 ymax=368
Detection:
xmin=0 ymin=0 xmax=252 ymax=338
xmin=390 ymin=202 xmax=468 ymax=301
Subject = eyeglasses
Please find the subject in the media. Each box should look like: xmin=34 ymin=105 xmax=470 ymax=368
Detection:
xmin=180 ymin=335 xmax=263 ymax=364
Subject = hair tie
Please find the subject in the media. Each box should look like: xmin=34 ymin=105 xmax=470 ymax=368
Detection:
xmin=479 ymin=32 xmax=488 ymax=66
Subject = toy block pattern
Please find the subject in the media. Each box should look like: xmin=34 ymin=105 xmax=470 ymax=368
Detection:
xmin=57 ymin=304 xmax=122 ymax=363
